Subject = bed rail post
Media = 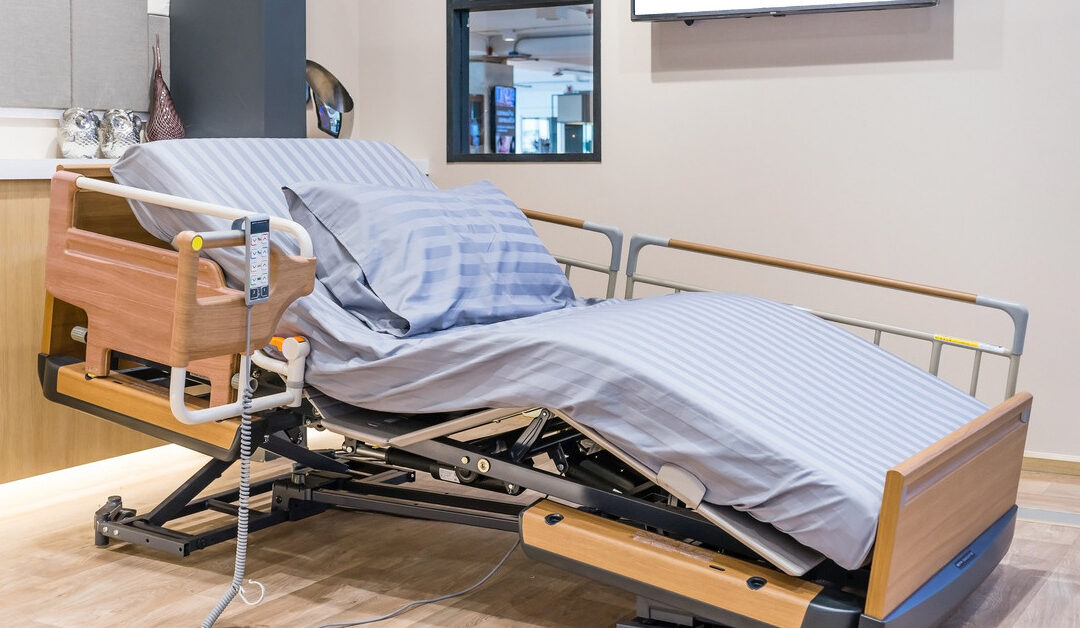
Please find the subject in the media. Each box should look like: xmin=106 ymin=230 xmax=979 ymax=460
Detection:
xmin=521 ymin=209 xmax=623 ymax=298
xmin=625 ymin=234 xmax=670 ymax=299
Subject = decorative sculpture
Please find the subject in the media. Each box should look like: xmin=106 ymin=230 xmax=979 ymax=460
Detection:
xmin=58 ymin=108 xmax=101 ymax=158
xmin=146 ymin=35 xmax=185 ymax=141
xmin=99 ymin=109 xmax=144 ymax=158
xmin=305 ymin=60 xmax=354 ymax=139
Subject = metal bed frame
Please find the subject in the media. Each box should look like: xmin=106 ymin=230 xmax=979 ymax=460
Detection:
xmin=625 ymin=234 xmax=1027 ymax=401
xmin=37 ymin=166 xmax=1031 ymax=628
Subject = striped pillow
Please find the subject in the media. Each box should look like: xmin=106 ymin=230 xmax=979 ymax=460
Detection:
xmin=284 ymin=180 xmax=576 ymax=336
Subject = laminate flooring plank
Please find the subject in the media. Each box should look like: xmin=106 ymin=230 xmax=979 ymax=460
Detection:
xmin=4 ymin=448 xmax=1080 ymax=627
xmin=1018 ymin=471 xmax=1080 ymax=515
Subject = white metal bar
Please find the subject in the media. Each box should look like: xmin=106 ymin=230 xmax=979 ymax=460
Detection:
xmin=629 ymin=273 xmax=711 ymax=295
xmin=1006 ymin=355 xmax=1021 ymax=398
xmin=170 ymin=339 xmax=309 ymax=425
xmin=797 ymin=308 xmax=1013 ymax=358
xmin=929 ymin=340 xmax=943 ymax=375
xmin=388 ymin=407 xmax=532 ymax=448
xmin=74 ymin=177 xmax=314 ymax=258
xmin=554 ymin=255 xmax=612 ymax=275
xmin=170 ymin=361 xmax=296 ymax=425
xmin=969 ymin=351 xmax=983 ymax=396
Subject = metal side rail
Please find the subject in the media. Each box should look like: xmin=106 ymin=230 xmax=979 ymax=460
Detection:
xmin=625 ymin=234 xmax=1028 ymax=400
xmin=521 ymin=208 xmax=623 ymax=298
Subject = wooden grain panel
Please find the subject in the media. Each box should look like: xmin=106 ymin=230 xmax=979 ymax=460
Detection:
xmin=44 ymin=172 xmax=238 ymax=405
xmin=170 ymin=230 xmax=316 ymax=365
xmin=0 ymin=179 xmax=160 ymax=483
xmin=72 ymin=190 xmax=167 ymax=249
xmin=40 ymin=293 xmax=87 ymax=359
xmin=865 ymin=393 xmax=1033 ymax=619
xmin=53 ymin=364 xmax=239 ymax=450
xmin=522 ymin=500 xmax=821 ymax=627
xmin=56 ymin=165 xmax=163 ymax=248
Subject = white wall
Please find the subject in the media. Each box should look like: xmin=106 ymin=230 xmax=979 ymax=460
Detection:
xmin=306 ymin=0 xmax=363 ymax=132
xmin=318 ymin=0 xmax=1078 ymax=459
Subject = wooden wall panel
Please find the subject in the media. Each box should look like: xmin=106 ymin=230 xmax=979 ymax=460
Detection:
xmin=0 ymin=179 xmax=160 ymax=484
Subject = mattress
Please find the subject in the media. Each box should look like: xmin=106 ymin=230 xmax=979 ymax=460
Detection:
xmin=112 ymin=139 xmax=988 ymax=570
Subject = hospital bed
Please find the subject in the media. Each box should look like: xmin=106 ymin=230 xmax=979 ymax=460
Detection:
xmin=38 ymin=139 xmax=1032 ymax=628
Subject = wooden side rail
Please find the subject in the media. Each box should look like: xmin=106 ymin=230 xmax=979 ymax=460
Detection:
xmin=865 ymin=392 xmax=1033 ymax=619
xmin=44 ymin=170 xmax=316 ymax=411
xmin=170 ymin=231 xmax=313 ymax=365
xmin=626 ymin=233 xmax=977 ymax=303
xmin=671 ymin=238 xmax=977 ymax=303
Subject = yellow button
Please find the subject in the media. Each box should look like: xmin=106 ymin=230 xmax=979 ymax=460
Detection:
xmin=191 ymin=235 xmax=204 ymax=251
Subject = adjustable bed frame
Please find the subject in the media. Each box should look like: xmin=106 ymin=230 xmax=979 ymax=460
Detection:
xmin=38 ymin=164 xmax=1032 ymax=628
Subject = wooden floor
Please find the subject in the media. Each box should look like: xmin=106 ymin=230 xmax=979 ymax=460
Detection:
xmin=1 ymin=441 xmax=1079 ymax=628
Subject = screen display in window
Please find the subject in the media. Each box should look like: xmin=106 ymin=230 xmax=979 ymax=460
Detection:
xmin=450 ymin=2 xmax=598 ymax=160
xmin=492 ymin=85 xmax=517 ymax=154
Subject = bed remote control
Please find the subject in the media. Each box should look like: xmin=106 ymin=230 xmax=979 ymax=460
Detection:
xmin=244 ymin=215 xmax=271 ymax=305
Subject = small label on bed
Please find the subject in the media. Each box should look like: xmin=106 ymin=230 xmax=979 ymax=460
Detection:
xmin=934 ymin=334 xmax=980 ymax=348
xmin=954 ymin=549 xmax=977 ymax=569
xmin=437 ymin=467 xmax=461 ymax=483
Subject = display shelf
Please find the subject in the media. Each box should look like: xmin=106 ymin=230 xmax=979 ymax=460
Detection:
xmin=0 ymin=158 xmax=116 ymax=181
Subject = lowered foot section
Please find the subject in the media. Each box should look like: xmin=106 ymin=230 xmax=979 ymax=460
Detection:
xmin=520 ymin=500 xmax=861 ymax=628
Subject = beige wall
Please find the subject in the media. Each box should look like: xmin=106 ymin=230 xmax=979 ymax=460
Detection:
xmin=310 ymin=0 xmax=1079 ymax=459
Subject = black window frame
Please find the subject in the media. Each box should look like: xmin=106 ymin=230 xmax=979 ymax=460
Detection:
xmin=447 ymin=0 xmax=601 ymax=163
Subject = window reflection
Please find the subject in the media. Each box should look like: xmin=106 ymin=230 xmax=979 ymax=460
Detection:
xmin=459 ymin=3 xmax=596 ymax=158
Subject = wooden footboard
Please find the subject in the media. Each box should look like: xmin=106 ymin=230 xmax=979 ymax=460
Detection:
xmin=864 ymin=392 xmax=1033 ymax=619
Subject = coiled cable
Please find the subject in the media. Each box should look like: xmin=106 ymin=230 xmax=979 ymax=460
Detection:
xmin=202 ymin=305 xmax=264 ymax=627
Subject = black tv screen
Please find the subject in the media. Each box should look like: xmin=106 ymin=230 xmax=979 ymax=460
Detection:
xmin=632 ymin=0 xmax=937 ymax=21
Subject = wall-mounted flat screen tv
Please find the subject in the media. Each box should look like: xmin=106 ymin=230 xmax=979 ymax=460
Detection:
xmin=632 ymin=0 xmax=937 ymax=21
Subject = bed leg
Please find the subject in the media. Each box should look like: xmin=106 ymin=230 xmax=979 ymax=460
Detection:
xmin=84 ymin=341 xmax=110 ymax=377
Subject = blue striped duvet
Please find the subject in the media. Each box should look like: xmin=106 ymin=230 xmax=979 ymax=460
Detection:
xmin=113 ymin=139 xmax=988 ymax=570
xmin=280 ymin=287 xmax=985 ymax=570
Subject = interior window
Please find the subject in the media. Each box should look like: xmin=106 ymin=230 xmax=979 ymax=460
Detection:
xmin=447 ymin=1 xmax=600 ymax=162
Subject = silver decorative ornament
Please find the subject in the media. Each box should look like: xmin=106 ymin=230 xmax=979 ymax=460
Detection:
xmin=99 ymin=109 xmax=144 ymax=159
xmin=58 ymin=108 xmax=101 ymax=159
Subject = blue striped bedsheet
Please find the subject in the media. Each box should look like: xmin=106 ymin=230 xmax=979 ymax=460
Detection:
xmin=279 ymin=286 xmax=987 ymax=570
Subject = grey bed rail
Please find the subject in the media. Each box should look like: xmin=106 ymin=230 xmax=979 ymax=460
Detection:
xmin=626 ymin=234 xmax=1028 ymax=399
xmin=523 ymin=209 xmax=623 ymax=299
